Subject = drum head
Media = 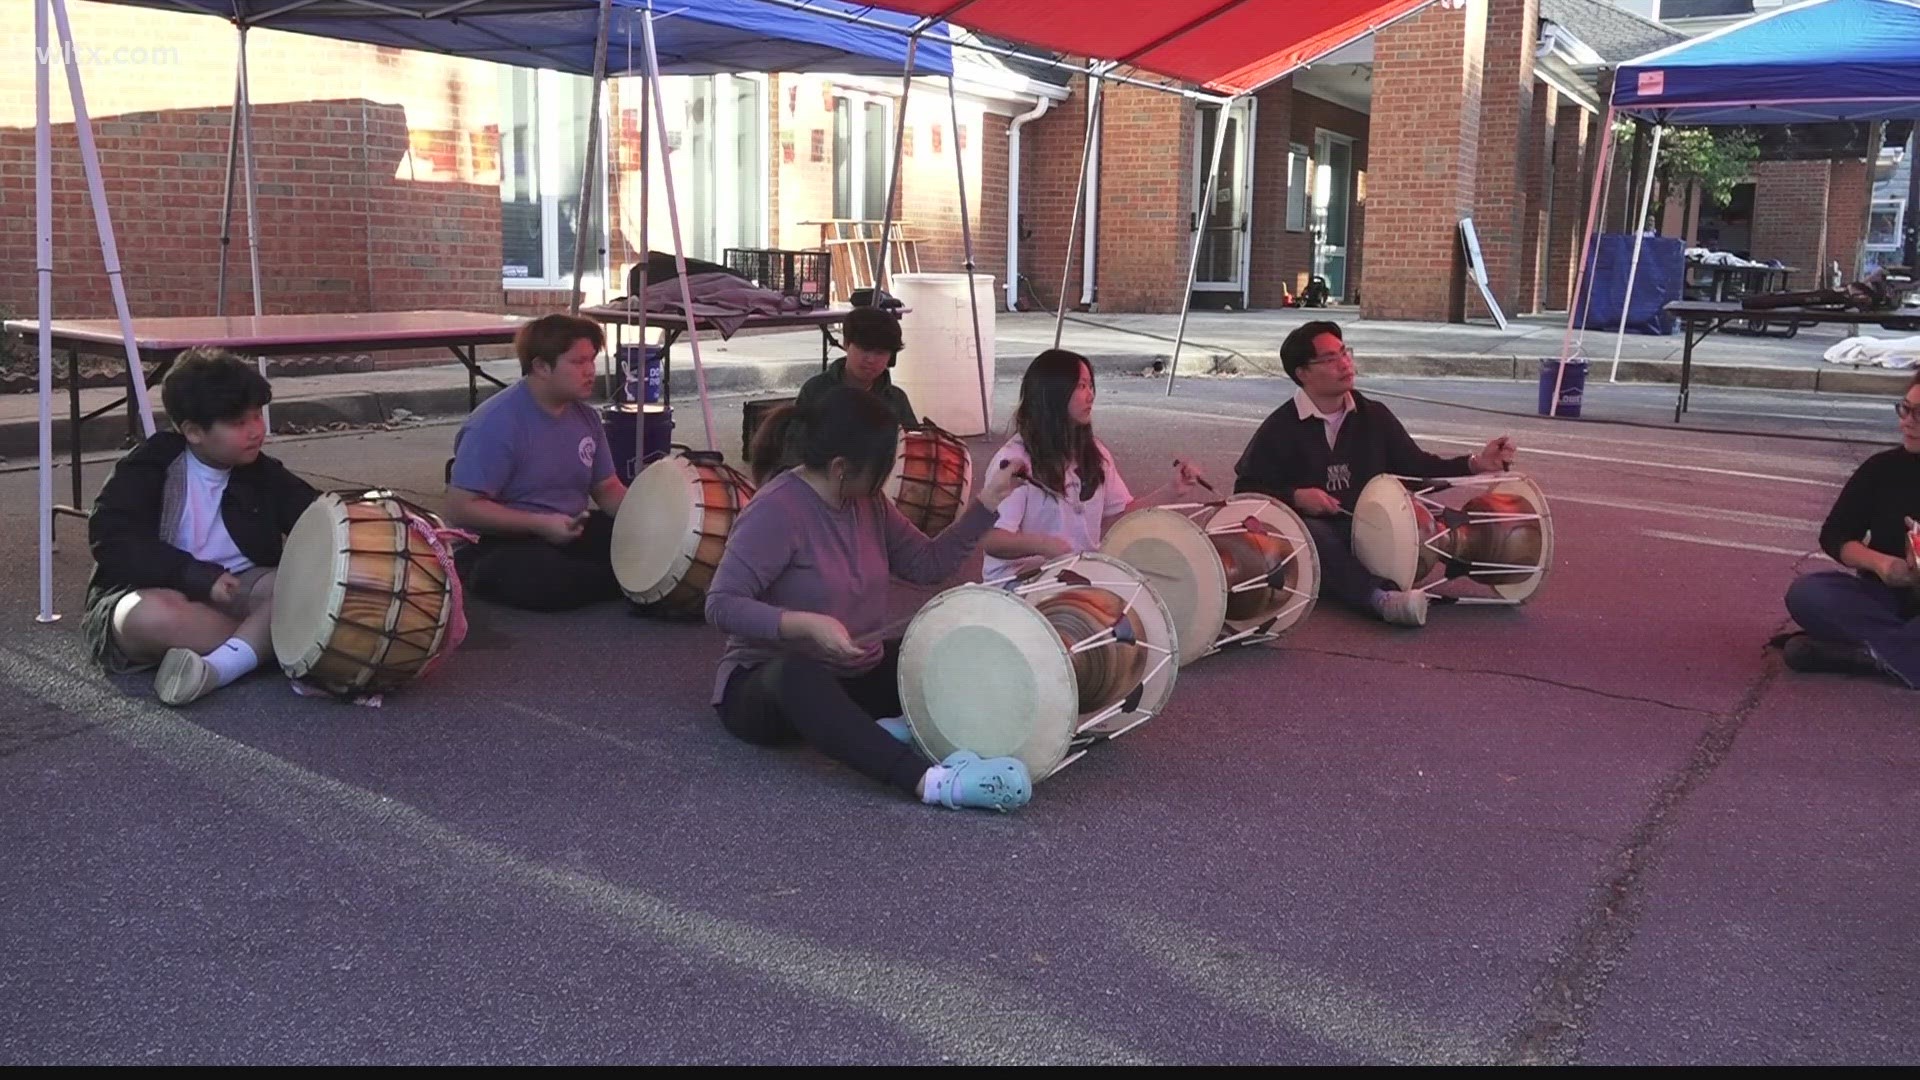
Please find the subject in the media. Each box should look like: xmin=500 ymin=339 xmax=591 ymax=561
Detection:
xmin=1101 ymin=508 xmax=1227 ymax=665
xmin=1352 ymin=474 xmax=1422 ymax=590
xmin=271 ymin=492 xmax=350 ymax=678
xmin=1483 ymin=474 xmax=1553 ymax=602
xmin=1203 ymin=493 xmax=1320 ymax=640
xmin=898 ymin=585 xmax=1079 ymax=779
xmin=1041 ymin=552 xmax=1181 ymax=735
xmin=611 ymin=454 xmax=699 ymax=602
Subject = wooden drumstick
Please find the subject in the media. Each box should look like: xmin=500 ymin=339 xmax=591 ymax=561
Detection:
xmin=1173 ymin=458 xmax=1217 ymax=494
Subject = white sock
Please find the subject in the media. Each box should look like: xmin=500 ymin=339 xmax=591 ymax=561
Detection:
xmin=201 ymin=638 xmax=259 ymax=687
xmin=920 ymin=765 xmax=953 ymax=805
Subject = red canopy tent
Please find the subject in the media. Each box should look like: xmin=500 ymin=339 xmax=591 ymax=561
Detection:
xmin=830 ymin=0 xmax=1440 ymax=389
xmin=851 ymin=0 xmax=1435 ymax=95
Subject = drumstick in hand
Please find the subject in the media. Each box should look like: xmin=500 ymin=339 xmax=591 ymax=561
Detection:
xmin=1173 ymin=458 xmax=1218 ymax=494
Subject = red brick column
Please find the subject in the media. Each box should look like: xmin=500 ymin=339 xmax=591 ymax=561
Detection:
xmin=1543 ymin=101 xmax=1592 ymax=311
xmin=1472 ymin=0 xmax=1538 ymax=317
xmin=1825 ymin=157 xmax=1872 ymax=280
xmin=1248 ymin=78 xmax=1296 ymax=308
xmin=1093 ymin=81 xmax=1193 ymax=313
xmin=1751 ymin=160 xmax=1832 ymax=284
xmin=1018 ymin=76 xmax=1092 ymax=312
xmin=1360 ymin=0 xmax=1489 ymax=323
xmin=1516 ymin=82 xmax=1557 ymax=314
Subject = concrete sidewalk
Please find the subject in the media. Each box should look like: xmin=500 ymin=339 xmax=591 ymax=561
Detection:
xmin=2 ymin=306 xmax=1911 ymax=459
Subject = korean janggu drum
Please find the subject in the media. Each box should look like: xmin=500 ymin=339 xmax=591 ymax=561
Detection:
xmin=1350 ymin=473 xmax=1553 ymax=603
xmin=897 ymin=552 xmax=1180 ymax=780
xmin=884 ymin=423 xmax=973 ymax=535
xmin=271 ymin=490 xmax=464 ymax=696
xmin=612 ymin=447 xmax=755 ymax=618
xmin=1101 ymin=494 xmax=1320 ymax=665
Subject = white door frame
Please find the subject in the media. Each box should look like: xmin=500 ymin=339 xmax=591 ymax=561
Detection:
xmin=1190 ymin=97 xmax=1256 ymax=303
xmin=1312 ymin=127 xmax=1355 ymax=301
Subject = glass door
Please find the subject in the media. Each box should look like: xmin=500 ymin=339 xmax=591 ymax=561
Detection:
xmin=1192 ymin=98 xmax=1255 ymax=302
xmin=1312 ymin=130 xmax=1354 ymax=301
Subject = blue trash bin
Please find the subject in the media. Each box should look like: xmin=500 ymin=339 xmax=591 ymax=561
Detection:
xmin=1538 ymin=358 xmax=1587 ymax=418
xmin=618 ymin=344 xmax=666 ymax=405
xmin=602 ymin=403 xmax=674 ymax=483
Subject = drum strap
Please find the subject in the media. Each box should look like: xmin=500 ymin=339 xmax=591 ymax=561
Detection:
xmin=409 ymin=517 xmax=475 ymax=682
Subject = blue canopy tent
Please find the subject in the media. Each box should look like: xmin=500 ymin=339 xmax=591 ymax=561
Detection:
xmin=1551 ymin=0 xmax=1920 ymax=407
xmin=26 ymin=0 xmax=962 ymax=621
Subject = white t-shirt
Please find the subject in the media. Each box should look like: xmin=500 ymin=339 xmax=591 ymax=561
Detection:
xmin=172 ymin=452 xmax=255 ymax=574
xmin=981 ymin=435 xmax=1132 ymax=581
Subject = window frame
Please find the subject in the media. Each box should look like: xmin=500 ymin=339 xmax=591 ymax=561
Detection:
xmin=501 ymin=66 xmax=611 ymax=291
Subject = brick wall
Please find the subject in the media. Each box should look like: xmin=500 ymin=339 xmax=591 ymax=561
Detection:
xmin=1092 ymin=81 xmax=1191 ymax=313
xmin=1515 ymin=82 xmax=1556 ymax=313
xmin=1361 ymin=0 xmax=1488 ymax=322
xmin=1472 ymin=0 xmax=1538 ymax=317
xmin=1826 ymin=156 xmax=1872 ymax=280
xmin=1247 ymin=79 xmax=1297 ymax=308
xmin=1019 ymin=77 xmax=1092 ymax=312
xmin=1750 ymin=159 xmax=1832 ymax=279
xmin=1544 ymin=100 xmax=1592 ymax=311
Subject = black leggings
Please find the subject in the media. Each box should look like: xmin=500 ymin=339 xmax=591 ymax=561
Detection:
xmin=717 ymin=641 xmax=932 ymax=795
xmin=454 ymin=512 xmax=623 ymax=612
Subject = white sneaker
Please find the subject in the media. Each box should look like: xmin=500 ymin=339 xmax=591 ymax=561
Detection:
xmin=154 ymin=648 xmax=221 ymax=707
xmin=1374 ymin=589 xmax=1429 ymax=628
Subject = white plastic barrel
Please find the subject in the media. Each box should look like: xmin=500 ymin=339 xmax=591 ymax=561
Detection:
xmin=890 ymin=272 xmax=997 ymax=437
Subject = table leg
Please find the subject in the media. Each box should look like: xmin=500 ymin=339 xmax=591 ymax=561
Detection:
xmin=68 ymin=348 xmax=83 ymax=509
xmin=1676 ymin=321 xmax=1699 ymax=423
xmin=467 ymin=345 xmax=478 ymax=411
xmin=819 ymin=325 xmax=829 ymax=372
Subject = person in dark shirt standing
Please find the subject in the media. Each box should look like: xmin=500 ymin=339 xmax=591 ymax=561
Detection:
xmin=1781 ymin=373 xmax=1920 ymax=686
xmin=794 ymin=305 xmax=917 ymax=428
xmin=1233 ymin=321 xmax=1517 ymax=627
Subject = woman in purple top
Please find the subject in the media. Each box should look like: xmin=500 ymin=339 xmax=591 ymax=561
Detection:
xmin=705 ymin=387 xmax=1034 ymax=811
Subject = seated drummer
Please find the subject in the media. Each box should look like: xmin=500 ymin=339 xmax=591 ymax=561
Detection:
xmin=446 ymin=313 xmax=627 ymax=611
xmin=706 ymin=386 xmax=1033 ymax=811
xmin=1233 ymin=321 xmax=1516 ymax=627
xmin=83 ymin=348 xmax=319 ymax=706
xmin=1780 ymin=373 xmax=1920 ymax=687
xmin=982 ymin=348 xmax=1208 ymax=580
xmin=794 ymin=305 xmax=917 ymax=428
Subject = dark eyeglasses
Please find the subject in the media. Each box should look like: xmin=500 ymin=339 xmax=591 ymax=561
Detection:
xmin=1897 ymin=402 xmax=1920 ymax=420
xmin=1306 ymin=345 xmax=1354 ymax=366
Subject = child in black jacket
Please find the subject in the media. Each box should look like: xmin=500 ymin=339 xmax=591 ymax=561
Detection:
xmin=83 ymin=348 xmax=318 ymax=705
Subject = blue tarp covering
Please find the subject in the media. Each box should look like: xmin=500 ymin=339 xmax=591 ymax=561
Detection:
xmin=1614 ymin=0 xmax=1920 ymax=124
xmin=102 ymin=1 xmax=953 ymax=78
xmin=1573 ymin=234 xmax=1686 ymax=336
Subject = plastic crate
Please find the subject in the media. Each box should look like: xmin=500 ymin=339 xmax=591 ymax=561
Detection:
xmin=725 ymin=247 xmax=832 ymax=307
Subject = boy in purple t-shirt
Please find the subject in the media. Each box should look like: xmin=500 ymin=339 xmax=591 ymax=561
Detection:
xmin=447 ymin=314 xmax=628 ymax=611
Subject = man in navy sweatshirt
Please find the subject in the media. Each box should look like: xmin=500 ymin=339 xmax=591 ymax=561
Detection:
xmin=1233 ymin=321 xmax=1517 ymax=627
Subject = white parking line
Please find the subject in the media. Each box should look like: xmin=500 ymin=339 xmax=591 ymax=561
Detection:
xmin=1640 ymin=529 xmax=1829 ymax=559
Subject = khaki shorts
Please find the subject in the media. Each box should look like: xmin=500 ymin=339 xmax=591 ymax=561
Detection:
xmin=82 ymin=567 xmax=273 ymax=674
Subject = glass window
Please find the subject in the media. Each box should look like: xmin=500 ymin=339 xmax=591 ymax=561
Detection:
xmin=499 ymin=67 xmax=606 ymax=286
xmin=1867 ymin=200 xmax=1904 ymax=249
xmin=1286 ymin=143 xmax=1309 ymax=233
xmin=831 ymin=93 xmax=893 ymax=223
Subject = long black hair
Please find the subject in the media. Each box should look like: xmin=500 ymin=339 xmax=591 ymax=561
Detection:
xmin=1013 ymin=349 xmax=1104 ymax=501
xmin=747 ymin=385 xmax=900 ymax=489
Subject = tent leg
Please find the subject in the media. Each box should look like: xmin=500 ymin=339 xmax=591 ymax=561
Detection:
xmin=872 ymin=36 xmax=919 ymax=294
xmin=35 ymin=0 xmax=57 ymax=623
xmin=946 ymin=75 xmax=991 ymax=436
xmin=640 ymin=11 xmax=717 ymax=452
xmin=215 ymin=63 xmax=241 ymax=317
xmin=50 ymin=0 xmax=154 ymax=437
xmin=1551 ymin=105 xmax=1617 ymax=416
xmin=570 ymin=0 xmax=614 ymax=315
xmin=236 ymin=25 xmax=270 ymax=430
xmin=1167 ymin=97 xmax=1234 ymax=398
xmin=1608 ymin=123 xmax=1663 ymax=384
xmin=1055 ymin=69 xmax=1103 ymax=349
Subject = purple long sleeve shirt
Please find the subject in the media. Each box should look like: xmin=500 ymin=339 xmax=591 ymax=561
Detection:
xmin=706 ymin=469 xmax=998 ymax=704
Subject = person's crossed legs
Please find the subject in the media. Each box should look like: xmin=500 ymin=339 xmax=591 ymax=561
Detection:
xmin=111 ymin=567 xmax=277 ymax=706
